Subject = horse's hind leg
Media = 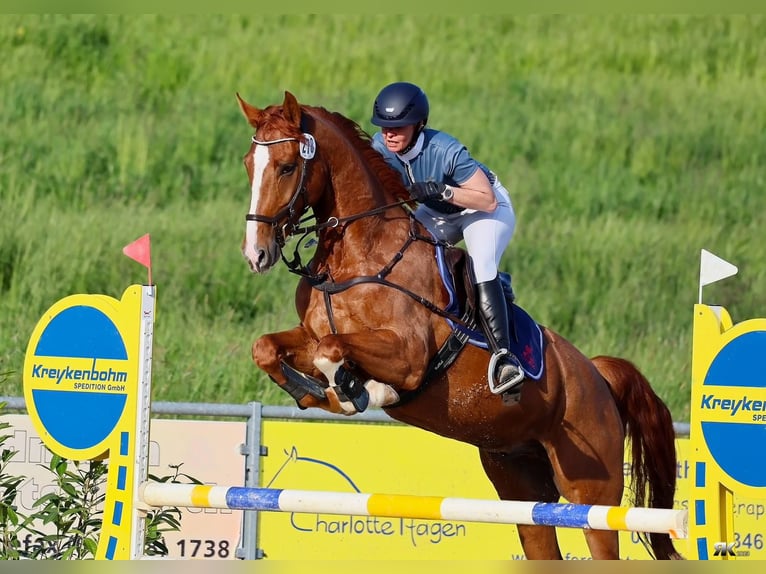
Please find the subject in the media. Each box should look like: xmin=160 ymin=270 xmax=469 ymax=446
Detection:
xmin=543 ymin=437 xmax=623 ymax=559
xmin=544 ymin=396 xmax=625 ymax=559
xmin=479 ymin=445 xmax=563 ymax=560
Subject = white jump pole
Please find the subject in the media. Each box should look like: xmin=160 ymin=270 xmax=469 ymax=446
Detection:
xmin=140 ymin=482 xmax=688 ymax=539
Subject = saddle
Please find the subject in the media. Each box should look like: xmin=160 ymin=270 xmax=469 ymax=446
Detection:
xmin=421 ymin=244 xmax=545 ymax=384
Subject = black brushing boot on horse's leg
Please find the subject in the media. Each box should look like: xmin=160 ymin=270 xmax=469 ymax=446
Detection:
xmin=476 ymin=277 xmax=525 ymax=395
xmin=335 ymin=365 xmax=370 ymax=413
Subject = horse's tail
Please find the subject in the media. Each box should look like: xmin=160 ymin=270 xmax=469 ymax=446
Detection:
xmin=591 ymin=355 xmax=684 ymax=560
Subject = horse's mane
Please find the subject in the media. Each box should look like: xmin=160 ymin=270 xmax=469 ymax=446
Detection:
xmin=303 ymin=105 xmax=411 ymax=202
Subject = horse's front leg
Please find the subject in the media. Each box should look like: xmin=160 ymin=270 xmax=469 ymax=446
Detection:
xmin=252 ymin=326 xmax=347 ymax=413
xmin=313 ymin=329 xmax=425 ymax=415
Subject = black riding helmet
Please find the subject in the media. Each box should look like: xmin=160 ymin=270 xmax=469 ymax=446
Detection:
xmin=371 ymin=82 xmax=429 ymax=128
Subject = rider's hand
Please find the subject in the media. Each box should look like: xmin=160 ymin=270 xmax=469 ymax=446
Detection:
xmin=406 ymin=181 xmax=453 ymax=203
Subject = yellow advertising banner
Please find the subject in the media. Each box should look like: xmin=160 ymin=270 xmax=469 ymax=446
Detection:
xmin=258 ymin=420 xmax=766 ymax=560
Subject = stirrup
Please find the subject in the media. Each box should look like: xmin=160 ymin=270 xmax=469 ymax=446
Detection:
xmin=487 ymin=349 xmax=525 ymax=395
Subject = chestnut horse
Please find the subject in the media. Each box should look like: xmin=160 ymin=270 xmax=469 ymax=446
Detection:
xmin=236 ymin=91 xmax=682 ymax=560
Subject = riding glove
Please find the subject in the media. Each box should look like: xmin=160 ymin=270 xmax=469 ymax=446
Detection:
xmin=406 ymin=181 xmax=454 ymax=203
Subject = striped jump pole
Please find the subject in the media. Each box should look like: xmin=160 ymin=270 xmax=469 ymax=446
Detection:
xmin=140 ymin=483 xmax=688 ymax=539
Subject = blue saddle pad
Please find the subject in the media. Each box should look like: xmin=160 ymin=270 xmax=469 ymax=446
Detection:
xmin=435 ymin=245 xmax=545 ymax=381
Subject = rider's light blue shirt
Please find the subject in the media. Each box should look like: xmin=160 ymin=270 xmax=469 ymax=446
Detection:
xmin=371 ymin=128 xmax=495 ymax=187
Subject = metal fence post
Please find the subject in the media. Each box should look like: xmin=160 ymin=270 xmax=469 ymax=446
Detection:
xmin=235 ymin=401 xmax=266 ymax=559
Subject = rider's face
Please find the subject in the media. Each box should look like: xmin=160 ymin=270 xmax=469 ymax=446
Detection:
xmin=381 ymin=124 xmax=417 ymax=154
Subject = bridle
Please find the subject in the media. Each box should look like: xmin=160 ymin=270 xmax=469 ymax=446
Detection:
xmin=244 ymin=133 xmax=316 ymax=248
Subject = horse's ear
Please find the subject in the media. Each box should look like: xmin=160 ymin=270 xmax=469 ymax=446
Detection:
xmin=282 ymin=91 xmax=302 ymax=128
xmin=236 ymin=92 xmax=263 ymax=128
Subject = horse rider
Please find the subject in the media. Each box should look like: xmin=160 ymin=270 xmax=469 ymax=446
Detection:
xmin=369 ymin=81 xmax=525 ymax=395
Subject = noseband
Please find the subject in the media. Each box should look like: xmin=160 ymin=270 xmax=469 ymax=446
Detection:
xmin=245 ymin=133 xmax=316 ymax=247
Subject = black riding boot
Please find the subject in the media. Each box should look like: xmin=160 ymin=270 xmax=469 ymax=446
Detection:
xmin=476 ymin=277 xmax=525 ymax=394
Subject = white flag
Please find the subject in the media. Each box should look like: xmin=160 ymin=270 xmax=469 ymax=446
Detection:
xmin=700 ymin=249 xmax=738 ymax=287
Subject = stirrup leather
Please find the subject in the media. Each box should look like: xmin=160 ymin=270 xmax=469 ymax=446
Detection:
xmin=487 ymin=349 xmax=525 ymax=395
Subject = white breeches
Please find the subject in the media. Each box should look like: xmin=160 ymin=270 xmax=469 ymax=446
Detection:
xmin=414 ymin=177 xmax=516 ymax=283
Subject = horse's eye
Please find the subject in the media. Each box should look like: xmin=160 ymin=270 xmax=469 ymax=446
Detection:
xmin=280 ymin=164 xmax=296 ymax=176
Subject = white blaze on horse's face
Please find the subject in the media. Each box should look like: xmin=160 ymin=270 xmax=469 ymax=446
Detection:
xmin=242 ymin=143 xmax=271 ymax=273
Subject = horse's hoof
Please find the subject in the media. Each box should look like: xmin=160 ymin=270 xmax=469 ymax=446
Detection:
xmin=366 ymin=380 xmax=400 ymax=407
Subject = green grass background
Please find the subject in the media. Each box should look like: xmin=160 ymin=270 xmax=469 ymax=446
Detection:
xmin=1 ymin=15 xmax=765 ymax=422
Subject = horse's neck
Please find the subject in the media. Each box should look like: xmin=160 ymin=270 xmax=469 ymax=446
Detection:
xmin=314 ymin=139 xmax=396 ymax=221
xmin=308 ymin=116 xmax=412 ymax=266
xmin=324 ymin=153 xmax=387 ymax=215
xmin=316 ymin=159 xmax=406 ymax=270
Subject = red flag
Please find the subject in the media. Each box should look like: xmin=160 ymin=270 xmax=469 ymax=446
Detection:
xmin=123 ymin=233 xmax=153 ymax=284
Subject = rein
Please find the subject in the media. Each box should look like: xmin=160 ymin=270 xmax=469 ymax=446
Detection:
xmin=274 ymin=198 xmax=414 ymax=279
